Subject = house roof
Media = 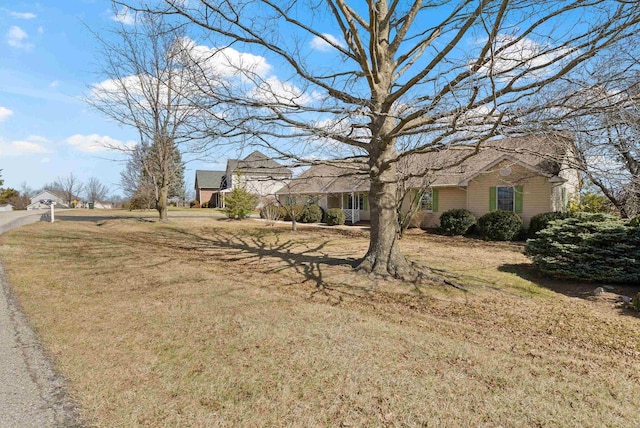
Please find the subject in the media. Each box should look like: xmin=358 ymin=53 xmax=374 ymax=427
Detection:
xmin=282 ymin=134 xmax=571 ymax=194
xmin=401 ymin=134 xmax=568 ymax=187
xmin=228 ymin=151 xmax=292 ymax=176
xmin=277 ymin=163 xmax=369 ymax=194
xmin=195 ymin=170 xmax=225 ymax=189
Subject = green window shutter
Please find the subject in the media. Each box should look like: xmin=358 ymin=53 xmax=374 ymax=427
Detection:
xmin=363 ymin=194 xmax=369 ymax=210
xmin=489 ymin=187 xmax=497 ymax=212
xmin=342 ymin=194 xmax=349 ymax=208
xmin=515 ymin=186 xmax=524 ymax=213
xmin=432 ymin=189 xmax=439 ymax=212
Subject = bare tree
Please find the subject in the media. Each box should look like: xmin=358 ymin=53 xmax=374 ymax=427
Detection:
xmin=54 ymin=173 xmax=84 ymax=207
xmin=88 ymin=9 xmax=219 ymax=221
xmin=130 ymin=0 xmax=640 ymax=280
xmin=85 ymin=177 xmax=111 ymax=204
xmin=544 ymin=50 xmax=640 ymax=218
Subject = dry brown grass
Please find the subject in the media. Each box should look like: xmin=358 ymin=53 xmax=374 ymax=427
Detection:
xmin=1 ymin=210 xmax=639 ymax=427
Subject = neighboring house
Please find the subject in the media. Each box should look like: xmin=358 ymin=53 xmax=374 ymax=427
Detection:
xmin=195 ymin=151 xmax=292 ymax=208
xmin=79 ymin=201 xmax=113 ymax=209
xmin=0 ymin=204 xmax=14 ymax=212
xmin=26 ymin=191 xmax=70 ymax=210
xmin=194 ymin=170 xmax=226 ymax=207
xmin=277 ymin=135 xmax=580 ymax=226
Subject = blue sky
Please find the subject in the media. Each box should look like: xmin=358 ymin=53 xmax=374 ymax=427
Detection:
xmin=0 ymin=1 xmax=231 ymax=197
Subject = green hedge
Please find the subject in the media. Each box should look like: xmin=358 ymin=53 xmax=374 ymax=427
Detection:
xmin=525 ymin=214 xmax=640 ymax=283
xmin=478 ymin=210 xmax=523 ymax=241
xmin=629 ymin=215 xmax=640 ymax=227
xmin=439 ymin=209 xmax=476 ymax=236
xmin=326 ymin=208 xmax=346 ymax=226
xmin=299 ymin=205 xmax=323 ymax=223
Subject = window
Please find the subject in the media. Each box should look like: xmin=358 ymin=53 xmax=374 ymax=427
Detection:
xmin=344 ymin=193 xmax=368 ymax=210
xmin=497 ymin=186 xmax=514 ymax=211
xmin=419 ymin=190 xmax=433 ymax=211
xmin=286 ymin=196 xmax=297 ymax=206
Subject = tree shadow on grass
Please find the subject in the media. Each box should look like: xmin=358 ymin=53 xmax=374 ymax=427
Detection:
xmin=499 ymin=263 xmax=640 ymax=318
xmin=138 ymin=225 xmax=378 ymax=304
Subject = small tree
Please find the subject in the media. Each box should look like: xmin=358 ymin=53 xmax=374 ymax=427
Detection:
xmin=224 ymin=187 xmax=258 ymax=219
xmin=85 ymin=177 xmax=110 ymax=204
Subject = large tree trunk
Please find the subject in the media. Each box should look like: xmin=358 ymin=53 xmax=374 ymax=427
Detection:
xmin=157 ymin=184 xmax=169 ymax=222
xmin=357 ymin=147 xmax=417 ymax=280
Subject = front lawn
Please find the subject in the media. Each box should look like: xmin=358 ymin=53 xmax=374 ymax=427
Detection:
xmin=1 ymin=211 xmax=638 ymax=427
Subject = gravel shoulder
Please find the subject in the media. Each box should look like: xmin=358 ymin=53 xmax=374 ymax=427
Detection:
xmin=0 ymin=210 xmax=81 ymax=427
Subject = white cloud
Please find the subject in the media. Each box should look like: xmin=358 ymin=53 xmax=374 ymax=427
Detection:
xmin=476 ymin=35 xmax=574 ymax=80
xmin=180 ymin=37 xmax=272 ymax=79
xmin=40 ymin=157 xmax=51 ymax=163
xmin=251 ymin=77 xmax=312 ymax=107
xmin=0 ymin=135 xmax=50 ymax=155
xmin=49 ymin=80 xmax=60 ymax=88
xmin=111 ymin=7 xmax=135 ymax=25
xmin=9 ymin=11 xmax=36 ymax=19
xmin=11 ymin=140 xmax=48 ymax=153
xmin=66 ymin=134 xmax=136 ymax=153
xmin=0 ymin=106 xmax=13 ymax=121
xmin=37 ymin=26 xmax=44 ymax=34
xmin=310 ymin=34 xmax=345 ymax=52
xmin=6 ymin=25 xmax=33 ymax=49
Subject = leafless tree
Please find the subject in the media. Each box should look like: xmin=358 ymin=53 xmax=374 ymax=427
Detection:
xmin=85 ymin=177 xmax=111 ymax=204
xmin=54 ymin=173 xmax=84 ymax=207
xmin=128 ymin=0 xmax=640 ymax=280
xmin=87 ymin=9 xmax=221 ymax=221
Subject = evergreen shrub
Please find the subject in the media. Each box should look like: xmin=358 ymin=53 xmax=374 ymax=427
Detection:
xmin=224 ymin=188 xmax=257 ymax=219
xmin=439 ymin=209 xmax=476 ymax=235
xmin=478 ymin=210 xmax=523 ymax=241
xmin=280 ymin=205 xmax=304 ymax=221
xmin=525 ymin=215 xmax=640 ymax=283
xmin=299 ymin=205 xmax=323 ymax=223
xmin=326 ymin=208 xmax=346 ymax=226
xmin=528 ymin=211 xmax=572 ymax=237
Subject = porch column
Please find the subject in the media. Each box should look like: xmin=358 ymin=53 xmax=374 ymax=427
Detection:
xmin=351 ymin=191 xmax=355 ymax=225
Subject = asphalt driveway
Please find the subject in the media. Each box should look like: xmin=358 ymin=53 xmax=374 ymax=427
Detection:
xmin=0 ymin=210 xmax=80 ymax=427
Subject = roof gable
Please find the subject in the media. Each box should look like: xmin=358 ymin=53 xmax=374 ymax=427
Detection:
xmin=195 ymin=170 xmax=225 ymax=189
xmin=228 ymin=151 xmax=292 ymax=176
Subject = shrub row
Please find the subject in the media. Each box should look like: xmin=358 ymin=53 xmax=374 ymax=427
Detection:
xmin=437 ymin=208 xmax=522 ymax=241
xmin=525 ymin=213 xmax=640 ymax=283
xmin=259 ymin=204 xmax=325 ymax=224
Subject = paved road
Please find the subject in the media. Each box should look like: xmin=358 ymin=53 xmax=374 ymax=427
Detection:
xmin=0 ymin=210 xmax=80 ymax=427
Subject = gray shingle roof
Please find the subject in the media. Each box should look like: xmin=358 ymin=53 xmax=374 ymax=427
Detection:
xmin=195 ymin=170 xmax=225 ymax=189
xmin=228 ymin=151 xmax=292 ymax=176
xmin=282 ymin=134 xmax=570 ymax=194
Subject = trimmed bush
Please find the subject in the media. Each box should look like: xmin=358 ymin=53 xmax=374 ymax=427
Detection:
xmin=190 ymin=199 xmax=199 ymax=208
xmin=478 ymin=210 xmax=523 ymax=241
xmin=280 ymin=205 xmax=304 ymax=221
xmin=525 ymin=216 xmax=640 ymax=283
xmin=201 ymin=202 xmax=209 ymax=208
xmin=260 ymin=204 xmax=281 ymax=221
xmin=325 ymin=208 xmax=346 ymax=226
xmin=439 ymin=209 xmax=476 ymax=235
xmin=629 ymin=215 xmax=640 ymax=227
xmin=528 ymin=211 xmax=572 ymax=237
xmin=299 ymin=205 xmax=323 ymax=223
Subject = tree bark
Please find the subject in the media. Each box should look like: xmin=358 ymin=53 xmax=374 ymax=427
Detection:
xmin=357 ymin=146 xmax=417 ymax=280
xmin=157 ymin=184 xmax=169 ymax=222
